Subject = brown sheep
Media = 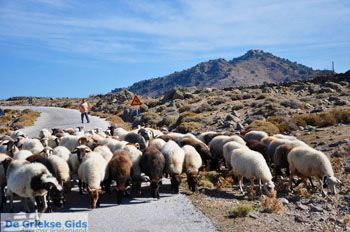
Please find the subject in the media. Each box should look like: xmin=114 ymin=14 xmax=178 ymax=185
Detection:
xmin=140 ymin=146 xmax=165 ymax=199
xmin=107 ymin=150 xmax=132 ymax=204
xmin=246 ymin=139 xmax=270 ymax=165
xmin=273 ymin=143 xmax=297 ymax=180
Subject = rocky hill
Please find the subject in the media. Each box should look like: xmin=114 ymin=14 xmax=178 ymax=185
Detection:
xmin=112 ymin=49 xmax=332 ymax=96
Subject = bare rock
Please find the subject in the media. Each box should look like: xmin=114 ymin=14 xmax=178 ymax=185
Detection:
xmin=310 ymin=205 xmax=324 ymax=213
xmin=296 ymin=203 xmax=309 ymax=211
xmin=295 ymin=215 xmax=308 ymax=223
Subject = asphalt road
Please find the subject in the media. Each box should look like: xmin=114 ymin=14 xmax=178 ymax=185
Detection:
xmin=1 ymin=106 xmax=217 ymax=232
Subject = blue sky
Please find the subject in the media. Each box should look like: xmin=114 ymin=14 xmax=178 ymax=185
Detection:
xmin=0 ymin=0 xmax=349 ymax=99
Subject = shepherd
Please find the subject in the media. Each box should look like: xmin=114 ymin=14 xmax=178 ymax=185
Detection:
xmin=79 ymin=99 xmax=90 ymax=123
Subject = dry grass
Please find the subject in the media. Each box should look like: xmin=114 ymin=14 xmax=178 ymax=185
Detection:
xmin=227 ymin=204 xmax=253 ymax=218
xmin=198 ymin=171 xmax=220 ymax=189
xmin=90 ymin=112 xmax=131 ymax=130
xmin=269 ymin=107 xmax=350 ymax=132
xmin=344 ymin=214 xmax=350 ymax=225
xmin=216 ymin=176 xmax=234 ymax=190
xmin=0 ymin=109 xmax=40 ymax=130
xmin=177 ymin=122 xmax=202 ymax=133
xmin=295 ymin=186 xmax=311 ymax=198
xmin=260 ymin=190 xmax=284 ymax=214
xmin=247 ymin=120 xmax=280 ymax=135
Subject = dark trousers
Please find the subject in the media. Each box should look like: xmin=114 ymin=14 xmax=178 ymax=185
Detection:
xmin=81 ymin=113 xmax=90 ymax=123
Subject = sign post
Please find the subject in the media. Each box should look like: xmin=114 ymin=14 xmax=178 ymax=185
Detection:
xmin=130 ymin=95 xmax=142 ymax=116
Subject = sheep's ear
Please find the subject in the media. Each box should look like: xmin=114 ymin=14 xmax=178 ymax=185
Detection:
xmin=72 ymin=148 xmax=78 ymax=153
xmin=336 ymin=178 xmax=342 ymax=185
xmin=198 ymin=165 xmax=206 ymax=172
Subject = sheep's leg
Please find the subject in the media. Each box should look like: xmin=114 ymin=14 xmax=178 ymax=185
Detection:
xmin=259 ymin=179 xmax=262 ymax=192
xmin=308 ymin=177 xmax=315 ymax=188
xmin=42 ymin=195 xmax=48 ymax=213
xmin=239 ymin=176 xmax=244 ymax=194
xmin=289 ymin=173 xmax=294 ymax=191
xmin=250 ymin=178 xmax=255 ymax=195
xmin=29 ymin=197 xmax=39 ymax=221
xmin=7 ymin=191 xmax=14 ymax=213
xmin=22 ymin=198 xmax=30 ymax=213
xmin=0 ymin=186 xmax=5 ymax=212
xmin=78 ymin=179 xmax=83 ymax=195
xmin=319 ymin=179 xmax=326 ymax=196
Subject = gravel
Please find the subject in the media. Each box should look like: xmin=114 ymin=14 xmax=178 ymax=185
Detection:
xmin=2 ymin=106 xmax=217 ymax=232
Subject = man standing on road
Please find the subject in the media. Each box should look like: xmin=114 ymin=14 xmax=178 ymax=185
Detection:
xmin=79 ymin=99 xmax=90 ymax=123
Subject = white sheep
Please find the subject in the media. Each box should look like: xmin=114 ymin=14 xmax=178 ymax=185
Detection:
xmin=244 ymin=130 xmax=269 ymax=142
xmin=287 ymin=146 xmax=341 ymax=195
xmin=52 ymin=146 xmax=71 ymax=162
xmin=13 ymin=148 xmax=33 ymax=160
xmin=59 ymin=135 xmax=81 ymax=152
xmin=93 ymin=145 xmax=113 ymax=162
xmin=113 ymin=127 xmax=129 ymax=140
xmin=182 ymin=145 xmax=202 ymax=192
xmin=48 ymin=155 xmax=71 ymax=191
xmin=223 ymin=141 xmax=247 ymax=168
xmin=6 ymin=160 xmax=63 ymax=218
xmin=69 ymin=145 xmax=92 ymax=177
xmin=41 ymin=135 xmax=59 ymax=148
xmin=161 ymin=140 xmax=185 ymax=193
xmin=99 ymin=137 xmax=128 ymax=153
xmin=39 ymin=128 xmax=51 ymax=139
xmin=230 ymin=148 xmax=275 ymax=194
xmin=78 ymin=152 xmax=107 ymax=208
xmin=0 ymin=153 xmax=10 ymax=211
xmin=21 ymin=138 xmax=44 ymax=154
xmin=148 ymin=138 xmax=166 ymax=151
xmin=209 ymin=135 xmax=246 ymax=169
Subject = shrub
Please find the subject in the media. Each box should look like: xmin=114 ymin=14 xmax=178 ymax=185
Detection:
xmin=179 ymin=104 xmax=191 ymax=113
xmin=195 ymin=102 xmax=213 ymax=113
xmin=158 ymin=115 xmax=177 ymax=127
xmin=0 ymin=127 xmax=10 ymax=134
xmin=198 ymin=171 xmax=220 ymax=189
xmin=260 ymin=190 xmax=284 ymax=214
xmin=208 ymin=97 xmax=228 ymax=105
xmin=268 ymin=116 xmax=299 ymax=133
xmin=177 ymin=122 xmax=202 ymax=133
xmin=231 ymin=102 xmax=244 ymax=110
xmin=344 ymin=214 xmax=350 ymax=225
xmin=246 ymin=120 xmax=280 ymax=135
xmin=140 ymin=112 xmax=160 ymax=126
xmin=174 ymin=112 xmax=203 ymax=126
xmin=228 ymin=204 xmax=253 ymax=218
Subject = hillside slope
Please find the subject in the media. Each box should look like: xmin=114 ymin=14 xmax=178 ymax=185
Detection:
xmin=112 ymin=49 xmax=331 ymax=96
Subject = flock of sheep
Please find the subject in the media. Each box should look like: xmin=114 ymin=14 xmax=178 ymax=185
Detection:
xmin=0 ymin=125 xmax=342 ymax=219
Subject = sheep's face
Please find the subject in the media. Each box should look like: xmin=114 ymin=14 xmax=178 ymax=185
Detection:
xmin=150 ymin=180 xmax=161 ymax=199
xmin=138 ymin=129 xmax=152 ymax=141
xmin=45 ymin=182 xmax=65 ymax=208
xmin=263 ymin=181 xmax=275 ymax=195
xmin=171 ymin=175 xmax=182 ymax=194
xmin=323 ymin=176 xmax=341 ymax=194
xmin=41 ymin=147 xmax=53 ymax=158
xmin=88 ymin=188 xmax=102 ymax=209
xmin=74 ymin=146 xmax=92 ymax=162
xmin=116 ymin=183 xmax=126 ymax=204
xmin=187 ymin=173 xmax=199 ymax=192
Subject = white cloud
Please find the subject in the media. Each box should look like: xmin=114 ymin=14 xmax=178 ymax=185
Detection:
xmin=0 ymin=0 xmax=349 ymax=65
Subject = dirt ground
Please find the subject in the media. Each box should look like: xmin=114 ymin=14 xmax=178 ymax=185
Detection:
xmin=180 ymin=124 xmax=350 ymax=232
